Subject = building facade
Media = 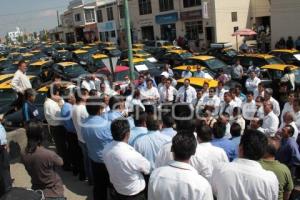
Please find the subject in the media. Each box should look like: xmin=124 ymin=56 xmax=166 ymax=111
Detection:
xmin=8 ymin=27 xmax=24 ymax=44
xmin=271 ymin=0 xmax=300 ymax=48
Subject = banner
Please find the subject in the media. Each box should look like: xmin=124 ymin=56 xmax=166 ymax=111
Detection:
xmin=203 ymin=2 xmax=209 ymax=19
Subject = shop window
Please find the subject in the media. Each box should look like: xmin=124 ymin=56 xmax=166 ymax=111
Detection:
xmin=75 ymin=13 xmax=81 ymax=22
xmin=139 ymin=0 xmax=152 ymax=15
xmin=159 ymin=0 xmax=174 ymax=12
xmin=183 ymin=0 xmax=201 ymax=8
xmin=96 ymin=10 xmax=103 ymax=22
xmin=107 ymin=7 xmax=114 ymax=21
xmin=185 ymin=21 xmax=203 ymax=40
xmin=231 ymin=12 xmax=238 ymax=22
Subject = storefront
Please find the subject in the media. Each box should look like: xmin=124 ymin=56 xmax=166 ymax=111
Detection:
xmin=155 ymin=12 xmax=178 ymax=41
xmin=97 ymin=20 xmax=117 ymax=43
xmin=180 ymin=10 xmax=203 ymax=40
xmin=84 ymin=23 xmax=98 ymax=43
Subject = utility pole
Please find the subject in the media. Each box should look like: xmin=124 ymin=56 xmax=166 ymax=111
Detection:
xmin=124 ymin=0 xmax=134 ymax=81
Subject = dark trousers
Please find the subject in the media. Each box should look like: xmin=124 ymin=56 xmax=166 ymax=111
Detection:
xmin=110 ymin=188 xmax=146 ymax=200
xmin=0 ymin=147 xmax=12 ymax=197
xmin=90 ymin=160 xmax=109 ymax=200
xmin=50 ymin=126 xmax=70 ymax=168
xmin=66 ymin=133 xmax=85 ymax=179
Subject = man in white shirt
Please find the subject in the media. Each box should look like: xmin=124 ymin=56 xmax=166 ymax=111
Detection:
xmin=230 ymin=88 xmax=242 ymax=107
xmin=141 ymin=79 xmax=160 ymax=104
xmin=264 ymin=88 xmax=281 ymax=117
xmin=245 ymin=71 xmax=261 ymax=92
xmin=279 ymin=112 xmax=299 ymax=140
xmin=261 ymin=101 xmax=279 ymax=136
xmin=201 ymin=87 xmax=220 ymax=117
xmin=216 ymin=81 xmax=227 ymax=102
xmin=242 ymin=91 xmax=256 ymax=121
xmin=81 ymin=74 xmax=99 ymax=92
xmin=281 ymin=92 xmax=295 ymax=122
xmin=254 ymin=82 xmax=265 ymax=99
xmin=159 ymin=78 xmax=177 ymax=103
xmin=181 ymin=66 xmax=193 ymax=78
xmin=11 ymin=60 xmax=32 ymax=109
xmin=71 ymin=88 xmax=92 ymax=183
xmin=211 ymin=130 xmax=279 ymax=200
xmin=176 ymin=79 xmax=197 ymax=103
xmin=148 ymin=134 xmax=214 ymax=200
xmin=219 ymin=92 xmax=236 ymax=116
xmin=103 ymin=119 xmax=150 ymax=199
xmin=293 ymin=99 xmax=300 ymax=136
xmin=44 ymin=85 xmax=70 ymax=170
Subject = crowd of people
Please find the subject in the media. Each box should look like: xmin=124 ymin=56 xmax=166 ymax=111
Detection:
xmin=1 ymin=57 xmax=300 ymax=200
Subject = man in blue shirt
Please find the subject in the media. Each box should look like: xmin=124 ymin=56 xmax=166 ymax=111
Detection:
xmin=61 ymin=92 xmax=85 ymax=181
xmin=276 ymin=125 xmax=300 ymax=168
xmin=230 ymin=123 xmax=242 ymax=156
xmin=211 ymin=121 xmax=237 ymax=161
xmin=129 ymin=111 xmax=148 ymax=146
xmin=181 ymin=66 xmax=193 ymax=78
xmin=81 ymin=97 xmax=112 ymax=200
xmin=102 ymin=95 xmax=124 ymax=122
xmin=22 ymin=88 xmax=41 ymax=124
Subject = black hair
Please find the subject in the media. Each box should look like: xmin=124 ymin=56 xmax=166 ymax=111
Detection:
xmin=24 ymin=88 xmax=36 ymax=100
xmin=240 ymin=129 xmax=268 ymax=160
xmin=146 ymin=115 xmax=160 ymax=131
xmin=212 ymin=121 xmax=226 ymax=139
xmin=162 ymin=113 xmax=174 ymax=128
xmin=111 ymin=118 xmax=130 ymax=141
xmin=171 ymin=134 xmax=197 ymax=161
xmin=246 ymin=91 xmax=254 ymax=96
xmin=18 ymin=60 xmax=26 ymax=67
xmin=230 ymin=123 xmax=242 ymax=137
xmin=109 ymin=95 xmax=124 ymax=110
xmin=46 ymin=84 xmax=61 ymax=98
xmin=286 ymin=125 xmax=295 ymax=137
xmin=25 ymin=122 xmax=44 ymax=154
xmin=86 ymin=97 xmax=104 ymax=116
xmin=175 ymin=117 xmax=195 ymax=133
xmin=196 ymin=124 xmax=213 ymax=142
xmin=235 ymin=83 xmax=243 ymax=90
xmin=233 ymin=107 xmax=242 ymax=115
xmin=265 ymin=137 xmax=278 ymax=157
xmin=134 ymin=111 xmax=148 ymax=127
xmin=74 ymin=88 xmax=89 ymax=103
xmin=89 ymin=89 xmax=98 ymax=96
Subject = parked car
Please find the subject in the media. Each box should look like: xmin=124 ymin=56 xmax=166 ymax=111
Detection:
xmin=172 ymin=65 xmax=214 ymax=79
xmin=206 ymin=43 xmax=238 ymax=65
xmin=158 ymin=50 xmax=193 ymax=66
xmin=236 ymin=54 xmax=284 ymax=70
xmin=51 ymin=62 xmax=88 ymax=81
xmin=86 ymin=53 xmax=108 ymax=72
xmin=269 ymin=49 xmax=300 ymax=66
xmin=53 ymin=50 xmax=74 ymax=62
xmin=26 ymin=60 xmax=53 ymax=82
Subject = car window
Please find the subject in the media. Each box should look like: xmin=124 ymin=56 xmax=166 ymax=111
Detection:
xmin=239 ymin=57 xmax=252 ymax=67
xmin=180 ymin=52 xmax=193 ymax=59
xmin=253 ymin=58 xmax=267 ymax=67
xmin=260 ymin=70 xmax=271 ymax=79
xmin=204 ymin=58 xmax=226 ymax=70
xmin=183 ymin=59 xmax=199 ymax=65
xmin=269 ymin=69 xmax=283 ymax=79
xmin=266 ymin=57 xmax=284 ymax=65
xmin=64 ymin=64 xmax=86 ymax=74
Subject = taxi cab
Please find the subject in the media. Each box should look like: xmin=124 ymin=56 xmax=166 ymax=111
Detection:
xmin=269 ymin=49 xmax=300 ymax=66
xmin=51 ymin=62 xmax=88 ymax=81
xmin=27 ymin=60 xmax=53 ymax=81
xmin=53 ymin=49 xmax=73 ymax=62
xmin=120 ymin=58 xmax=161 ymax=77
xmin=7 ymin=52 xmax=22 ymax=61
xmin=173 ymin=65 xmax=214 ymax=80
xmin=0 ymin=74 xmax=14 ymax=83
xmin=121 ymin=48 xmax=157 ymax=63
xmin=206 ymin=43 xmax=238 ymax=65
xmin=236 ymin=54 xmax=284 ymax=69
xmin=176 ymin=77 xmax=218 ymax=90
xmin=101 ymin=47 xmax=121 ymax=57
xmin=132 ymin=44 xmax=145 ymax=49
xmin=99 ymin=41 xmax=116 ymax=50
xmin=183 ymin=55 xmax=228 ymax=75
xmin=158 ymin=49 xmax=192 ymax=66
xmin=73 ymin=49 xmax=90 ymax=65
xmin=86 ymin=53 xmax=109 ymax=72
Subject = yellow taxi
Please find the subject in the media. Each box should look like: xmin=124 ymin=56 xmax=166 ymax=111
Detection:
xmin=237 ymin=53 xmax=284 ymax=68
xmin=52 ymin=62 xmax=88 ymax=80
xmin=173 ymin=65 xmax=214 ymax=79
xmin=176 ymin=77 xmax=218 ymax=89
xmin=0 ymin=74 xmax=14 ymax=83
xmin=120 ymin=58 xmax=161 ymax=76
xmin=87 ymin=53 xmax=109 ymax=72
xmin=158 ymin=49 xmax=193 ymax=66
xmin=269 ymin=49 xmax=300 ymax=66
xmin=27 ymin=60 xmax=53 ymax=81
xmin=132 ymin=44 xmax=145 ymax=49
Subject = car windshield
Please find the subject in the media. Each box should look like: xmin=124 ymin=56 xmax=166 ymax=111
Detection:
xmin=266 ymin=57 xmax=284 ymax=64
xmin=0 ymin=89 xmax=16 ymax=103
xmin=225 ymin=49 xmax=237 ymax=57
xmin=64 ymin=64 xmax=86 ymax=74
xmin=58 ymin=51 xmax=71 ymax=57
xmin=293 ymin=53 xmax=300 ymax=61
xmin=204 ymin=58 xmax=226 ymax=69
xmin=27 ymin=66 xmax=41 ymax=74
xmin=94 ymin=59 xmax=106 ymax=67
xmin=180 ymin=52 xmax=193 ymax=59
xmin=77 ymin=53 xmax=90 ymax=60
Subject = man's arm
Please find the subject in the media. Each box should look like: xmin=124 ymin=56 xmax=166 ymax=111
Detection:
xmin=11 ymin=74 xmax=22 ymax=93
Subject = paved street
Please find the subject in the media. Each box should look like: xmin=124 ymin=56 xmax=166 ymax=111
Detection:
xmin=11 ymin=162 xmax=92 ymax=200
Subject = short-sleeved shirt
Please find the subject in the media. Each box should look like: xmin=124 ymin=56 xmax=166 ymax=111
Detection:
xmin=259 ymin=159 xmax=294 ymax=200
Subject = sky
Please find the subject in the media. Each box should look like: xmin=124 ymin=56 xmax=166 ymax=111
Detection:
xmin=0 ymin=0 xmax=94 ymax=38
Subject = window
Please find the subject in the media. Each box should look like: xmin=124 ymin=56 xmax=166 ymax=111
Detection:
xmin=159 ymin=0 xmax=174 ymax=12
xmin=185 ymin=21 xmax=203 ymax=40
xmin=85 ymin=9 xmax=95 ymax=23
xmin=139 ymin=0 xmax=152 ymax=15
xmin=119 ymin=5 xmax=125 ymax=18
xmin=75 ymin=13 xmax=81 ymax=22
xmin=111 ymin=31 xmax=116 ymax=37
xmin=231 ymin=12 xmax=237 ymax=22
xmin=107 ymin=7 xmax=114 ymax=21
xmin=96 ymin=10 xmax=103 ymax=22
xmin=183 ymin=0 xmax=201 ymax=8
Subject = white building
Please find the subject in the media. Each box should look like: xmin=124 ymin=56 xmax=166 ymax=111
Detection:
xmin=8 ymin=27 xmax=23 ymax=44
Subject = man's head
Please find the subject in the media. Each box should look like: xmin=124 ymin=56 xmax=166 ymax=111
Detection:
xmin=250 ymin=117 xmax=263 ymax=129
xmin=134 ymin=111 xmax=147 ymax=127
xmin=249 ymin=71 xmax=256 ymax=79
xmin=146 ymin=78 xmax=153 ymax=89
xmin=18 ymin=60 xmax=27 ymax=73
xmin=232 ymin=107 xmax=242 ymax=117
xmin=109 ymin=95 xmax=125 ymax=110
xmin=219 ymin=112 xmax=230 ymax=124
xmin=246 ymin=91 xmax=254 ymax=102
xmin=235 ymin=84 xmax=243 ymax=95
xmin=24 ymin=88 xmax=37 ymax=103
xmin=239 ymin=129 xmax=268 ymax=160
xmin=235 ymin=59 xmax=240 ymax=65
xmin=203 ymin=82 xmax=209 ymax=91
xmin=223 ymin=92 xmax=232 ymax=103
xmin=166 ymin=78 xmax=172 ymax=88
xmin=197 ymin=90 xmax=203 ymax=99
xmin=230 ymin=123 xmax=242 ymax=138
xmin=281 ymin=125 xmax=295 ymax=139
xmin=162 ymin=113 xmax=174 ymax=128
xmin=208 ymin=87 xmax=216 ymax=98
xmin=74 ymin=88 xmax=89 ymax=104
xmin=288 ymin=92 xmax=295 ymax=103
xmin=212 ymin=121 xmax=226 ymax=139
xmin=293 ymin=99 xmax=300 ymax=112
xmin=146 ymin=115 xmax=161 ymax=131
xmin=263 ymin=100 xmax=273 ymax=115
xmin=217 ymin=81 xmax=224 ymax=90
xmin=264 ymin=88 xmax=273 ymax=100
xmin=264 ymin=137 xmax=280 ymax=158
xmin=229 ymin=88 xmax=237 ymax=98
xmin=100 ymin=82 xmax=106 ymax=93
xmin=258 ymin=82 xmax=265 ymax=92
xmin=196 ymin=125 xmax=213 ymax=143
xmin=86 ymin=97 xmax=104 ymax=116
xmin=111 ymin=118 xmax=130 ymax=142
xmin=255 ymin=96 xmax=264 ymax=108
xmin=196 ymin=65 xmax=201 ymax=72
xmin=171 ymin=133 xmax=197 ymax=162
xmin=186 ymin=66 xmax=191 ymax=72
xmin=184 ymin=78 xmax=190 ymax=88
xmin=283 ymin=112 xmax=294 ymax=124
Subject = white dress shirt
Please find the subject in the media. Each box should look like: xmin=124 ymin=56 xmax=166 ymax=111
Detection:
xmin=44 ymin=98 xmax=63 ymax=126
xmin=254 ymin=89 xmax=265 ymax=99
xmin=270 ymin=97 xmax=281 ymax=117
xmin=212 ymin=158 xmax=278 ymax=200
xmin=160 ymin=128 xmax=176 ymax=139
xmin=72 ymin=104 xmax=89 ymax=143
xmin=279 ymin=121 xmax=299 ymax=140
xmin=245 ymin=77 xmax=261 ymax=92
xmin=176 ymin=85 xmax=197 ymax=103
xmin=11 ymin=69 xmax=32 ymax=93
xmin=103 ymin=141 xmax=151 ymax=196
xmin=261 ymin=111 xmax=279 ymax=136
xmin=202 ymin=95 xmax=220 ymax=116
xmin=159 ymin=86 xmax=177 ymax=103
xmin=148 ymin=161 xmax=214 ymax=200
xmin=216 ymin=88 xmax=227 ymax=102
xmin=154 ymin=142 xmax=212 ymax=181
xmin=219 ymin=100 xmax=236 ymax=115
xmin=81 ymin=80 xmax=96 ymax=91
xmin=281 ymin=102 xmax=294 ymax=122
xmin=256 ymin=106 xmax=265 ymax=119
xmin=194 ymin=71 xmax=213 ymax=79
xmin=232 ymin=97 xmax=242 ymax=107
xmin=141 ymin=87 xmax=160 ymax=103
xmin=242 ymin=100 xmax=256 ymax=120
xmin=125 ymin=95 xmax=145 ymax=112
